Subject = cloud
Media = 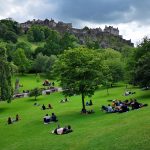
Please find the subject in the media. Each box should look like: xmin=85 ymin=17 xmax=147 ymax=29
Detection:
xmin=0 ymin=0 xmax=59 ymax=22
xmin=0 ymin=0 xmax=150 ymax=44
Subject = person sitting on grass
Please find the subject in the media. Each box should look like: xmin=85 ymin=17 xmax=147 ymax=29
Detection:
xmin=107 ymin=104 xmax=114 ymax=113
xmin=81 ymin=108 xmax=87 ymax=114
xmin=118 ymin=103 xmax=129 ymax=113
xmin=60 ymin=97 xmax=69 ymax=103
xmin=87 ymin=109 xmax=95 ymax=114
xmin=8 ymin=117 xmax=12 ymax=125
xmin=52 ymin=125 xmax=73 ymax=135
xmin=86 ymin=100 xmax=93 ymax=106
xmin=48 ymin=104 xmax=53 ymax=109
xmin=51 ymin=113 xmax=58 ymax=122
xmin=42 ymin=104 xmax=46 ymax=110
xmin=43 ymin=114 xmax=51 ymax=124
xmin=15 ymin=114 xmax=20 ymax=121
xmin=7 ymin=114 xmax=20 ymax=125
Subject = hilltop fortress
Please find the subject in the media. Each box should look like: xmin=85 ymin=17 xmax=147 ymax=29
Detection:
xmin=21 ymin=19 xmax=134 ymax=48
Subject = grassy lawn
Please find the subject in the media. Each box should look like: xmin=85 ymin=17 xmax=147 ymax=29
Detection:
xmin=0 ymin=75 xmax=150 ymax=150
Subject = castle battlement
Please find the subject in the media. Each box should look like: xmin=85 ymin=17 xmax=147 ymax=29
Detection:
xmin=20 ymin=19 xmax=134 ymax=47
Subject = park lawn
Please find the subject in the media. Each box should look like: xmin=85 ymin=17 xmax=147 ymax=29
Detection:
xmin=0 ymin=77 xmax=150 ymax=150
xmin=12 ymin=74 xmax=59 ymax=92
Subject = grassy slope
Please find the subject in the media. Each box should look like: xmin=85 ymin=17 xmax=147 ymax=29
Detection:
xmin=0 ymin=75 xmax=150 ymax=150
xmin=18 ymin=35 xmax=45 ymax=51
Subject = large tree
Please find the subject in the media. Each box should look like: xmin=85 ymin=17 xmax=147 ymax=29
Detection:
xmin=132 ymin=37 xmax=150 ymax=86
xmin=54 ymin=47 xmax=104 ymax=111
xmin=0 ymin=46 xmax=13 ymax=102
xmin=12 ymin=48 xmax=30 ymax=74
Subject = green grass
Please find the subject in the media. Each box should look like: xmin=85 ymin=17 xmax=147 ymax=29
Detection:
xmin=0 ymin=75 xmax=150 ymax=150
xmin=18 ymin=35 xmax=45 ymax=51
xmin=12 ymin=74 xmax=58 ymax=92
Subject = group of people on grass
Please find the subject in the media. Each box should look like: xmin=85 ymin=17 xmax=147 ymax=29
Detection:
xmin=43 ymin=113 xmax=58 ymax=124
xmin=102 ymin=99 xmax=148 ymax=113
xmin=41 ymin=104 xmax=53 ymax=110
xmin=81 ymin=99 xmax=94 ymax=114
xmin=8 ymin=114 xmax=20 ymax=124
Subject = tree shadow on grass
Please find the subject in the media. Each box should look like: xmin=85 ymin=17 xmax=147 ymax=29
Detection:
xmin=136 ymin=93 xmax=150 ymax=101
xmin=0 ymin=107 xmax=9 ymax=113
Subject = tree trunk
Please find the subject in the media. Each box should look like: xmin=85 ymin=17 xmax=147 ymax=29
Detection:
xmin=81 ymin=92 xmax=85 ymax=110
xmin=107 ymin=87 xmax=109 ymax=95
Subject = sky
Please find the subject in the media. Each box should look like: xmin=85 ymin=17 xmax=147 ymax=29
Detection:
xmin=0 ymin=0 xmax=150 ymax=45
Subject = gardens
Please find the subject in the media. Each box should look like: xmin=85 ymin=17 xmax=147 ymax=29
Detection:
xmin=0 ymin=74 xmax=150 ymax=150
xmin=0 ymin=19 xmax=150 ymax=150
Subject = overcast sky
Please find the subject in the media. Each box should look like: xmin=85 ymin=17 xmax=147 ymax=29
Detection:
xmin=0 ymin=0 xmax=150 ymax=45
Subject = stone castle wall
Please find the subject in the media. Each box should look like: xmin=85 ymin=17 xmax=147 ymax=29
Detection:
xmin=20 ymin=19 xmax=134 ymax=47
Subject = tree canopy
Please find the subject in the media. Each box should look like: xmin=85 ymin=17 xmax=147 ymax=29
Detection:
xmin=54 ymin=47 xmax=105 ymax=111
xmin=0 ymin=45 xmax=13 ymax=102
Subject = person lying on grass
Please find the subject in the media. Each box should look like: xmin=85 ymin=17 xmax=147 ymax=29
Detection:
xmin=51 ymin=125 xmax=73 ymax=135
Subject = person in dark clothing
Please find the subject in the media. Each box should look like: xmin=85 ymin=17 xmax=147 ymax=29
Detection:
xmin=51 ymin=113 xmax=58 ymax=122
xmin=89 ymin=100 xmax=93 ymax=106
xmin=81 ymin=108 xmax=87 ymax=114
xmin=119 ymin=103 xmax=129 ymax=113
xmin=131 ymin=99 xmax=140 ymax=110
xmin=15 ymin=114 xmax=20 ymax=121
xmin=8 ymin=117 xmax=12 ymax=124
xmin=42 ymin=104 xmax=46 ymax=110
xmin=48 ymin=104 xmax=53 ymax=109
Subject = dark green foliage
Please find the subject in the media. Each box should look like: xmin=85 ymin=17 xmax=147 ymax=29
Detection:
xmin=12 ymin=48 xmax=30 ymax=74
xmin=54 ymin=47 xmax=104 ymax=110
xmin=4 ymin=31 xmax=17 ymax=43
xmin=134 ymin=52 xmax=150 ymax=86
xmin=0 ymin=19 xmax=21 ymax=42
xmin=27 ymin=25 xmax=45 ymax=42
xmin=5 ymin=43 xmax=16 ymax=62
xmin=60 ymin=32 xmax=78 ymax=50
xmin=0 ymin=46 xmax=13 ymax=102
xmin=85 ymin=37 xmax=100 ymax=49
xmin=127 ymin=37 xmax=150 ymax=86
xmin=33 ymin=53 xmax=57 ymax=74
xmin=16 ymin=42 xmax=32 ymax=59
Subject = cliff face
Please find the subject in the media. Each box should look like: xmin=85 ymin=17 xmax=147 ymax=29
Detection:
xmin=20 ymin=19 xmax=134 ymax=49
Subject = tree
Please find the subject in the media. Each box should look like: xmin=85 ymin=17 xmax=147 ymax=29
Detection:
xmin=33 ymin=53 xmax=49 ymax=73
xmin=53 ymin=47 xmax=104 ymax=112
xmin=27 ymin=25 xmax=45 ymax=42
xmin=134 ymin=52 xmax=150 ymax=86
xmin=60 ymin=32 xmax=78 ymax=50
xmin=43 ymin=30 xmax=61 ymax=56
xmin=16 ymin=42 xmax=32 ymax=59
xmin=4 ymin=31 xmax=17 ymax=43
xmin=29 ymin=88 xmax=42 ymax=100
xmin=101 ymin=48 xmax=124 ymax=84
xmin=127 ymin=37 xmax=150 ymax=86
xmin=0 ymin=46 xmax=13 ymax=102
xmin=12 ymin=48 xmax=30 ymax=74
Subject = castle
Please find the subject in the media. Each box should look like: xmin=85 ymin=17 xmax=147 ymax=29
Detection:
xmin=20 ymin=19 xmax=134 ymax=48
